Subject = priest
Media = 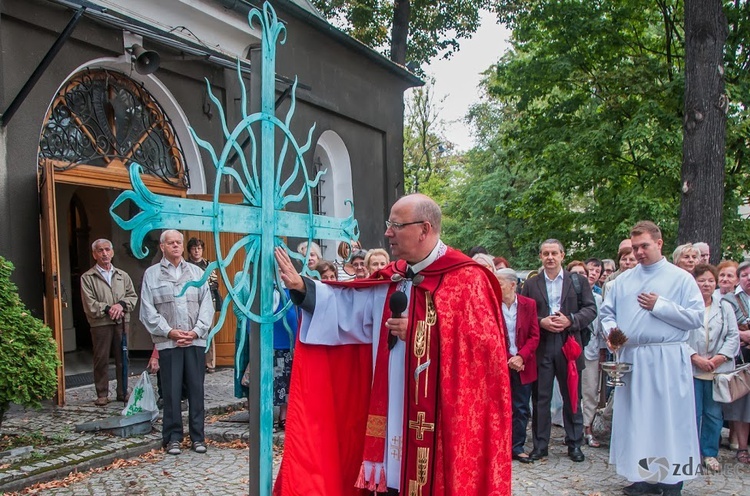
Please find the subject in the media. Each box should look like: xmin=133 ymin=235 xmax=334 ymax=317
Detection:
xmin=600 ymin=221 xmax=703 ymax=496
xmin=273 ymin=194 xmax=512 ymax=496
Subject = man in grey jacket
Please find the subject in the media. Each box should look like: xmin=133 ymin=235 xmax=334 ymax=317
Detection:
xmin=140 ymin=230 xmax=214 ymax=455
xmin=80 ymin=239 xmax=138 ymax=406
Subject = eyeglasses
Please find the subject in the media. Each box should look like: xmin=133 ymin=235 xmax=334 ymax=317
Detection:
xmin=385 ymin=220 xmax=426 ymax=231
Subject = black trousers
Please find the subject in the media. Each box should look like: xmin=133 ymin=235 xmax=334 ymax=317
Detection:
xmin=156 ymin=370 xmax=188 ymax=400
xmin=159 ymin=346 xmax=205 ymax=445
xmin=510 ymin=369 xmax=533 ymax=455
xmin=532 ymin=333 xmax=583 ymax=451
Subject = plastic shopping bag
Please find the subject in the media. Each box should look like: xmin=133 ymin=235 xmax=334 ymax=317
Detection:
xmin=122 ymin=370 xmax=158 ymax=421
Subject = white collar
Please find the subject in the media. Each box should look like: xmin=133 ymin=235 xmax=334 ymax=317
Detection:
xmin=409 ymin=240 xmax=445 ymax=274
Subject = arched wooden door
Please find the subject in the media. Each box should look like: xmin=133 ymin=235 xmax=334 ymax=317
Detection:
xmin=38 ymin=68 xmax=190 ymax=404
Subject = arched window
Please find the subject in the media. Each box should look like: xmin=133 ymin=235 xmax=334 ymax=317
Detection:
xmin=38 ymin=69 xmax=189 ymax=189
xmin=313 ymin=130 xmax=354 ymax=258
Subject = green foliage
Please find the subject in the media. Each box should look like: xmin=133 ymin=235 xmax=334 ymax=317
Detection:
xmin=0 ymin=256 xmax=60 ymax=425
xmin=311 ymin=0 xmax=495 ymax=66
xmin=440 ymin=0 xmax=750 ymax=266
xmin=403 ymin=83 xmax=456 ymax=198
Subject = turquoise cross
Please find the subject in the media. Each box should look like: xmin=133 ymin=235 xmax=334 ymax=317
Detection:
xmin=110 ymin=3 xmax=359 ymax=494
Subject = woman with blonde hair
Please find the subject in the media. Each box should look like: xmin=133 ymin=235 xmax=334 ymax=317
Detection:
xmin=472 ymin=253 xmax=496 ymax=272
xmin=364 ymin=248 xmax=390 ymax=274
xmin=672 ymin=243 xmax=700 ymax=273
xmin=296 ymin=241 xmax=322 ymax=270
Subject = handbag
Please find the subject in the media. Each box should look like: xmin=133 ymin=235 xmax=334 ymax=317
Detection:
xmin=713 ymin=364 xmax=750 ymax=403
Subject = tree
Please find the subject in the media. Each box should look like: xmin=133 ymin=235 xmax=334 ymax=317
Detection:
xmin=443 ymin=99 xmax=561 ymax=266
xmin=0 ymin=257 xmax=60 ymax=429
xmin=677 ymin=0 xmax=728 ymax=263
xmin=439 ymin=0 xmax=750 ymax=266
xmin=311 ymin=0 xmax=495 ymax=66
xmin=444 ymin=1 xmax=686 ymax=262
xmin=403 ymin=83 xmax=453 ymax=196
xmin=720 ymin=0 xmax=750 ymax=261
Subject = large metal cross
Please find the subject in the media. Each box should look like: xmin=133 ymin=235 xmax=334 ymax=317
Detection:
xmin=110 ymin=3 xmax=358 ymax=494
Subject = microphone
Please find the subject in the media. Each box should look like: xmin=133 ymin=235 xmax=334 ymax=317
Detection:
xmin=388 ymin=291 xmax=408 ymax=350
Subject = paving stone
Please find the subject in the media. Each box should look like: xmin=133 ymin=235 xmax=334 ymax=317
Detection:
xmin=5 ymin=370 xmax=748 ymax=495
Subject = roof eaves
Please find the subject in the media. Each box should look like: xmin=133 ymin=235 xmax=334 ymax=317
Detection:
xmin=223 ymin=0 xmax=424 ymax=88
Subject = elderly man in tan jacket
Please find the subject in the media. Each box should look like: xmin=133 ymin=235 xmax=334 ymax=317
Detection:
xmin=80 ymin=239 xmax=138 ymax=406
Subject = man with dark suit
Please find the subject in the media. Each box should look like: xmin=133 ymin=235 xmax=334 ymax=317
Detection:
xmin=497 ymin=268 xmax=540 ymax=463
xmin=521 ymin=239 xmax=597 ymax=462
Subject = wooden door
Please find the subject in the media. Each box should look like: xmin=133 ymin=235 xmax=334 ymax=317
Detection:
xmin=184 ymin=194 xmax=245 ymax=367
xmin=39 ymin=162 xmax=66 ymax=405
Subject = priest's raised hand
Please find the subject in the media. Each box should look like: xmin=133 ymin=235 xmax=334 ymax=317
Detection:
xmin=275 ymin=247 xmax=304 ymax=292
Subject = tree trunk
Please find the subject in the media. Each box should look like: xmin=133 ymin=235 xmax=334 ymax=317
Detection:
xmin=677 ymin=0 xmax=728 ymax=264
xmin=390 ymin=0 xmax=411 ymax=65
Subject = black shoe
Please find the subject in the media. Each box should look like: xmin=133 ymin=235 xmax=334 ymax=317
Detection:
xmin=623 ymin=482 xmax=662 ymax=496
xmin=568 ymin=446 xmax=585 ymax=462
xmin=512 ymin=453 xmax=534 ymax=464
xmin=528 ymin=449 xmax=548 ymax=461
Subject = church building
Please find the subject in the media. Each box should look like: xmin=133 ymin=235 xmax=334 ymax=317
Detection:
xmin=0 ymin=0 xmax=421 ymax=402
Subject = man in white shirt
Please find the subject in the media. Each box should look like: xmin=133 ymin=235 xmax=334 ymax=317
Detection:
xmin=521 ymin=239 xmax=597 ymax=462
xmin=140 ymin=230 xmax=214 ymax=456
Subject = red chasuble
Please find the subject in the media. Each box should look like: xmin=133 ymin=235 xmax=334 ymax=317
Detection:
xmin=273 ymin=247 xmax=512 ymax=496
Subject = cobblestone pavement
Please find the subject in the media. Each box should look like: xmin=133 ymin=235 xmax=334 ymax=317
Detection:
xmin=28 ymin=444 xmax=281 ymax=496
xmin=3 ymin=373 xmax=749 ymax=495
xmin=0 ymin=369 xmax=244 ymax=493
xmin=10 ymin=424 xmax=750 ymax=495
xmin=512 ymin=425 xmax=750 ymax=495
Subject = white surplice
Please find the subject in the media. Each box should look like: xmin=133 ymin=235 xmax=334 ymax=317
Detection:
xmin=297 ymin=241 xmax=446 ymax=490
xmin=600 ymin=257 xmax=704 ymax=484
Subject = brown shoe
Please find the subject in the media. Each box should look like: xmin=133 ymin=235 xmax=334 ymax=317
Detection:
xmin=94 ymin=397 xmax=109 ymax=406
xmin=116 ymin=392 xmax=130 ymax=402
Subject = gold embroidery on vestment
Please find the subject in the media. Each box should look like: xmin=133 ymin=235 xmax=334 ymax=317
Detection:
xmin=408 ymin=447 xmax=430 ymax=495
xmin=417 ymin=447 xmax=429 ymax=488
xmin=413 ymin=292 xmax=436 ymax=404
xmin=408 ymin=411 xmax=435 ymax=441
xmin=366 ymin=414 xmax=387 ymax=438
xmin=409 ymin=480 xmax=418 ymax=496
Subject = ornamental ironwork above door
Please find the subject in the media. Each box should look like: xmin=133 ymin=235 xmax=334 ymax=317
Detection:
xmin=39 ymin=69 xmax=189 ymax=189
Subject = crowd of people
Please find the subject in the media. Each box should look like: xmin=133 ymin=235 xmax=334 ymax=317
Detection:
xmin=296 ymin=239 xmax=392 ymax=282
xmin=83 ymin=191 xmax=750 ymax=495
xmin=472 ymin=225 xmax=749 ymax=496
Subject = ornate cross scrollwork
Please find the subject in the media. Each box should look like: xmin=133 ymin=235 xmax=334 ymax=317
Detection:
xmin=110 ymin=2 xmax=359 ymax=493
